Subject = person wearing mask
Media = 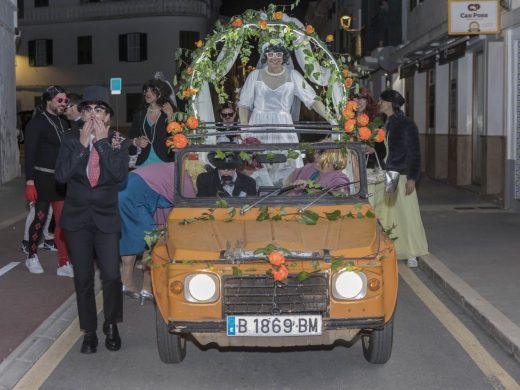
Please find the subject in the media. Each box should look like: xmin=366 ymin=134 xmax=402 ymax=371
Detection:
xmin=24 ymin=86 xmax=72 ymax=277
xmin=129 ymin=78 xmax=176 ymax=167
xmin=374 ymin=90 xmax=428 ymax=268
xmin=64 ymin=93 xmax=84 ymax=131
xmin=196 ymin=152 xmax=256 ymax=197
xmin=55 ymin=86 xmax=129 ymax=354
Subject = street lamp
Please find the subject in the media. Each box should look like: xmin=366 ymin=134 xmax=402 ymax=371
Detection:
xmin=340 ymin=15 xmax=362 ymax=59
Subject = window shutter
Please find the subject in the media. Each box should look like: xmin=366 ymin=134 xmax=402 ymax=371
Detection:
xmin=139 ymin=33 xmax=147 ymax=61
xmin=28 ymin=40 xmax=35 ymax=67
xmin=46 ymin=39 xmax=53 ymax=65
xmin=119 ymin=34 xmax=127 ymax=62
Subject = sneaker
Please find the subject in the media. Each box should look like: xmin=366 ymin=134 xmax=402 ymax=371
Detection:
xmin=39 ymin=239 xmax=58 ymax=252
xmin=407 ymin=257 xmax=419 ymax=268
xmin=21 ymin=240 xmax=29 ymax=255
xmin=57 ymin=262 xmax=74 ymax=278
xmin=26 ymin=255 xmax=44 ymax=274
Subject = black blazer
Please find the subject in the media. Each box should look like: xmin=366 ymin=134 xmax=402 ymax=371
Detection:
xmin=384 ymin=111 xmax=421 ymax=182
xmin=129 ymin=110 xmax=173 ymax=166
xmin=196 ymin=169 xmax=257 ymax=197
xmin=55 ymin=129 xmax=129 ymax=233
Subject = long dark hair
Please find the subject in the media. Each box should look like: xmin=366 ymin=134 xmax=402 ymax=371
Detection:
xmin=142 ymin=79 xmax=174 ymax=107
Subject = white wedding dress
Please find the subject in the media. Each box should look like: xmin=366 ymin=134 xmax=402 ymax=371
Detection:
xmin=239 ymin=68 xmax=316 ymax=185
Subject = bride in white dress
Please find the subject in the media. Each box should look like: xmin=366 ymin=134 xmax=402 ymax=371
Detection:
xmin=238 ymin=42 xmax=333 ymax=184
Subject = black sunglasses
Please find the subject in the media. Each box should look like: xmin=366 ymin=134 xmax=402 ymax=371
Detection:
xmin=221 ymin=112 xmax=234 ymax=118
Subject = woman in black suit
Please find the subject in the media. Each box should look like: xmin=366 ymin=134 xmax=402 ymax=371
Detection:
xmin=129 ymin=78 xmax=176 ymax=167
xmin=55 ymin=86 xmax=129 ymax=354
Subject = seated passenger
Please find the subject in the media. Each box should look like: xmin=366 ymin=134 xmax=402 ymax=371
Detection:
xmin=196 ymin=152 xmax=257 ymax=197
xmin=286 ymin=149 xmax=350 ymax=195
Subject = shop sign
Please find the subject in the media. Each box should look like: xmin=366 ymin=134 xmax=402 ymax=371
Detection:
xmin=418 ymin=55 xmax=437 ymax=73
xmin=399 ymin=63 xmax=417 ymax=79
xmin=439 ymin=41 xmax=467 ymax=64
xmin=448 ymin=0 xmax=500 ymax=35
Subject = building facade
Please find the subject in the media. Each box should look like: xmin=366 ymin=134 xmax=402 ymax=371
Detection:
xmin=0 ymin=0 xmax=20 ymax=185
xmin=16 ymin=0 xmax=220 ymax=128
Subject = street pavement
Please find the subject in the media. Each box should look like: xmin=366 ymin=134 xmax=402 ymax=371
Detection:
xmin=0 ymin=175 xmax=519 ymax=388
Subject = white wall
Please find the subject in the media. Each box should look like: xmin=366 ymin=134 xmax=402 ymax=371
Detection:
xmin=435 ymin=62 xmax=449 ymax=135
xmin=457 ymin=53 xmax=473 ymax=136
xmin=0 ymin=0 xmax=20 ymax=184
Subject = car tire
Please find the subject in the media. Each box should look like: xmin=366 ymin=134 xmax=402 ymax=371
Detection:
xmin=361 ymin=316 xmax=394 ymax=364
xmin=155 ymin=304 xmax=187 ymax=363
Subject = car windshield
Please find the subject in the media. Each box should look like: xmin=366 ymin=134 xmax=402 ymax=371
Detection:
xmin=177 ymin=142 xmax=364 ymax=202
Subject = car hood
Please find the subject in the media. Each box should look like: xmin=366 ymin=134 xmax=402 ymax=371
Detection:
xmin=166 ymin=205 xmax=380 ymax=260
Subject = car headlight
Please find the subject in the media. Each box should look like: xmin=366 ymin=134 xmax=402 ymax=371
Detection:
xmin=332 ymin=271 xmax=367 ymax=300
xmin=184 ymin=273 xmax=220 ymax=303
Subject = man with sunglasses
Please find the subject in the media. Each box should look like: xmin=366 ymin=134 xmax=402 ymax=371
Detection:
xmin=24 ymin=85 xmax=73 ymax=277
xmin=216 ymin=103 xmax=240 ymax=144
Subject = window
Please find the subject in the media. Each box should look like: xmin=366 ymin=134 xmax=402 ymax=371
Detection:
xmin=119 ymin=33 xmax=147 ymax=62
xmin=28 ymin=39 xmax=53 ymax=67
xmin=179 ymin=31 xmax=200 ymax=50
xmin=77 ymin=36 xmax=92 ymax=64
xmin=34 ymin=0 xmax=48 ymax=7
xmin=18 ymin=0 xmax=24 ymax=19
xmin=126 ymin=93 xmax=142 ymax=122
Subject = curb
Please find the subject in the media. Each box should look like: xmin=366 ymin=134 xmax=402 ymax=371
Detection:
xmin=420 ymin=254 xmax=520 ymax=363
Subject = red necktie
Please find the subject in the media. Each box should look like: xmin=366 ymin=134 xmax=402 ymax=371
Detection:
xmin=87 ymin=138 xmax=100 ymax=187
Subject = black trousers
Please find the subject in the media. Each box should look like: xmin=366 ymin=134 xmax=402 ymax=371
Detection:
xmin=65 ymin=226 xmax=122 ymax=333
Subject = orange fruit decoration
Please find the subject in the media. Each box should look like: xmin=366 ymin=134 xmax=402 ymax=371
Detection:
xmin=344 ymin=119 xmax=356 ymax=133
xmin=374 ymin=128 xmax=385 ymax=143
xmin=172 ymin=133 xmax=188 ymax=149
xmin=358 ymin=126 xmax=371 ymax=141
xmin=268 ymin=251 xmax=286 ymax=266
xmin=357 ymin=113 xmax=370 ymax=126
xmin=232 ymin=18 xmax=243 ymax=27
xmin=195 ymin=40 xmax=203 ymax=48
xmin=258 ymin=20 xmax=267 ymax=29
xmin=305 ymin=25 xmax=315 ymax=34
xmin=186 ymin=116 xmax=199 ymax=129
xmin=272 ymin=265 xmax=289 ymax=282
xmin=326 ymin=34 xmax=334 ymax=42
xmin=166 ymin=121 xmax=183 ymax=134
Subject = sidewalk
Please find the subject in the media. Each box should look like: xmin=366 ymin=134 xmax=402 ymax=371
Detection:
xmin=417 ymin=178 xmax=520 ymax=362
xmin=0 ymin=175 xmax=519 ymax=367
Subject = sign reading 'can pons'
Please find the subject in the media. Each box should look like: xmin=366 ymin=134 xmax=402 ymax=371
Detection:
xmin=448 ymin=0 xmax=500 ymax=35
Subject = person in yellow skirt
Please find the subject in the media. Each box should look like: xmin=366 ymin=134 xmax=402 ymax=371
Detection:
xmin=369 ymin=90 xmax=428 ymax=267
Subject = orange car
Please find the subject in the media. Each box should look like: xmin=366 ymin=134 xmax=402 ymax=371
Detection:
xmin=151 ymin=141 xmax=398 ymax=364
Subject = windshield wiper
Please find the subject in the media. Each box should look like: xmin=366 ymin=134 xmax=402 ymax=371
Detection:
xmin=298 ymin=181 xmax=360 ymax=213
xmin=240 ymin=184 xmax=300 ymax=215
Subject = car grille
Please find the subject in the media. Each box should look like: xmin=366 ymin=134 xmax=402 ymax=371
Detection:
xmin=223 ymin=274 xmax=329 ymax=316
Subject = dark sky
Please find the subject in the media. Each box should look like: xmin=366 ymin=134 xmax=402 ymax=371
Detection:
xmin=220 ymin=0 xmax=310 ymax=21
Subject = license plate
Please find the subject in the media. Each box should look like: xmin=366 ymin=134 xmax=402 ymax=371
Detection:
xmin=227 ymin=315 xmax=322 ymax=336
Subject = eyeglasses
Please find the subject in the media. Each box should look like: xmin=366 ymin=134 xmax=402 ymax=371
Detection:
xmin=221 ymin=112 xmax=234 ymax=118
xmin=81 ymin=105 xmax=107 ymax=114
xmin=66 ymin=103 xmax=76 ymax=109
xmin=53 ymin=97 xmax=70 ymax=105
xmin=266 ymin=52 xmax=284 ymax=58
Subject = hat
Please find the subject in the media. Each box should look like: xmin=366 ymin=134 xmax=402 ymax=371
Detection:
xmin=79 ymin=86 xmax=114 ymax=115
xmin=380 ymin=90 xmax=405 ymax=107
xmin=208 ymin=151 xmax=244 ymax=170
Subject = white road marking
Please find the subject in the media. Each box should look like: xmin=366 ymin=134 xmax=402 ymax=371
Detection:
xmin=0 ymin=262 xmax=20 ymax=277
xmin=400 ymin=264 xmax=520 ymax=390
xmin=13 ymin=292 xmax=104 ymax=390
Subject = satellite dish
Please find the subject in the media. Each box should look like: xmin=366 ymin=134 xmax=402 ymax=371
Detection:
xmin=377 ymin=46 xmax=400 ymax=73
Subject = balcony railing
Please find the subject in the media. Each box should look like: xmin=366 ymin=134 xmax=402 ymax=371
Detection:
xmin=19 ymin=0 xmax=212 ymax=25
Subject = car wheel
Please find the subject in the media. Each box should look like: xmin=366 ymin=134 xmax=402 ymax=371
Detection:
xmin=361 ymin=316 xmax=394 ymax=364
xmin=155 ymin=304 xmax=187 ymax=363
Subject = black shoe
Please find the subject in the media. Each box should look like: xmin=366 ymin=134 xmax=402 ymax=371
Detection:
xmin=103 ymin=321 xmax=121 ymax=351
xmin=80 ymin=332 xmax=98 ymax=354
